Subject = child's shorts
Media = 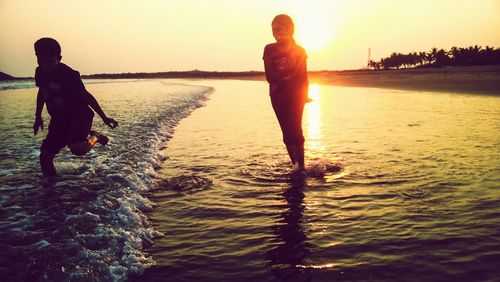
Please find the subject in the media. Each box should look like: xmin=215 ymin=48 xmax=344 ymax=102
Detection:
xmin=40 ymin=111 xmax=94 ymax=154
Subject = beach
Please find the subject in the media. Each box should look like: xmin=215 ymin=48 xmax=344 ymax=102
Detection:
xmin=77 ymin=65 xmax=500 ymax=96
xmin=309 ymin=65 xmax=500 ymax=96
xmin=3 ymin=65 xmax=500 ymax=96
xmin=1 ymin=78 xmax=499 ymax=281
xmin=1 ymin=0 xmax=499 ymax=280
xmin=230 ymin=65 xmax=500 ymax=96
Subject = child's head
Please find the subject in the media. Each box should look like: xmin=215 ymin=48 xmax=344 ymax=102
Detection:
xmin=272 ymin=14 xmax=294 ymax=43
xmin=34 ymin=38 xmax=62 ymax=73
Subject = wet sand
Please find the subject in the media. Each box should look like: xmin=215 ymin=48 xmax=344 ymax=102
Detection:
xmin=234 ymin=65 xmax=500 ymax=96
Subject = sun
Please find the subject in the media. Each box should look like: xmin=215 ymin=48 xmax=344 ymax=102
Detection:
xmin=294 ymin=13 xmax=335 ymax=53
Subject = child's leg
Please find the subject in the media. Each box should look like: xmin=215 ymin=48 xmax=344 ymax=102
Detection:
xmin=68 ymin=111 xmax=107 ymax=156
xmin=292 ymin=100 xmax=306 ymax=169
xmin=295 ymin=143 xmax=305 ymax=169
xmin=286 ymin=144 xmax=305 ymax=170
xmin=39 ymin=119 xmax=67 ymax=177
xmin=285 ymin=144 xmax=297 ymax=165
xmin=273 ymin=96 xmax=305 ymax=169
xmin=69 ymin=139 xmax=93 ymax=156
xmin=69 ymin=131 xmax=108 ymax=156
xmin=40 ymin=151 xmax=57 ymax=177
xmin=275 ymin=106 xmax=298 ymax=165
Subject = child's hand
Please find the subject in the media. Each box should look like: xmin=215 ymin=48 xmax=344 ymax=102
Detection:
xmin=33 ymin=116 xmax=43 ymax=135
xmin=103 ymin=117 xmax=118 ymax=129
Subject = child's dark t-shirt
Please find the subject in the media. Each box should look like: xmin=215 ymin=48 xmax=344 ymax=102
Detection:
xmin=262 ymin=42 xmax=308 ymax=101
xmin=35 ymin=63 xmax=92 ymax=119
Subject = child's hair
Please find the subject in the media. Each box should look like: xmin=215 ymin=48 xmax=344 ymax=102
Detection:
xmin=272 ymin=14 xmax=294 ymax=34
xmin=34 ymin=38 xmax=61 ymax=57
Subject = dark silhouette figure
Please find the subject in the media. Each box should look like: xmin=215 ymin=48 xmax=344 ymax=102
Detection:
xmin=263 ymin=14 xmax=309 ymax=173
xmin=33 ymin=38 xmax=118 ymax=177
xmin=266 ymin=177 xmax=311 ymax=281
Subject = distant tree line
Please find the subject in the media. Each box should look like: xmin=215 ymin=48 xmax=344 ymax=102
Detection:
xmin=368 ymin=46 xmax=500 ymax=70
xmin=82 ymin=70 xmax=263 ymax=79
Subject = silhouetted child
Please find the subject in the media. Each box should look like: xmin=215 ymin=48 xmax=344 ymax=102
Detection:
xmin=33 ymin=38 xmax=118 ymax=177
xmin=263 ymin=15 xmax=309 ymax=172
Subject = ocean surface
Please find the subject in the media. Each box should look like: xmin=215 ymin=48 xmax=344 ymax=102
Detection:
xmin=0 ymin=79 xmax=499 ymax=281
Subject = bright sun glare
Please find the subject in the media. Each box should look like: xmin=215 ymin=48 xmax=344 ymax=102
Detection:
xmin=294 ymin=13 xmax=335 ymax=53
xmin=306 ymin=84 xmax=321 ymax=129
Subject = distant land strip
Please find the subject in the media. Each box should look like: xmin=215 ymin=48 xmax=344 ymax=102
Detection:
xmin=1 ymin=66 xmax=499 ymax=95
xmin=82 ymin=70 xmax=264 ymax=79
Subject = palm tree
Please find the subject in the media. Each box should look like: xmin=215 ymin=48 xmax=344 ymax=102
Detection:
xmin=417 ymin=52 xmax=427 ymax=66
xmin=368 ymin=45 xmax=500 ymax=70
xmin=427 ymin=48 xmax=438 ymax=65
xmin=434 ymin=49 xmax=450 ymax=66
xmin=449 ymin=47 xmax=460 ymax=66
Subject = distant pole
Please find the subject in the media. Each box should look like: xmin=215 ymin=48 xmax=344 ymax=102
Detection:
xmin=367 ymin=48 xmax=371 ymax=67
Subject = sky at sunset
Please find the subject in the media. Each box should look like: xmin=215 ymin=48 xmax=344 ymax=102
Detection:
xmin=1 ymin=0 xmax=499 ymax=77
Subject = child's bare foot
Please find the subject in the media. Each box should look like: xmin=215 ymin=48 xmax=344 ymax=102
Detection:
xmin=291 ymin=163 xmax=307 ymax=178
xmin=291 ymin=162 xmax=305 ymax=173
xmin=90 ymin=130 xmax=109 ymax=146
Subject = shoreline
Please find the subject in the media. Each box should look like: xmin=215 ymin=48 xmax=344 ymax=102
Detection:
xmin=220 ymin=65 xmax=500 ymax=96
xmin=78 ymin=65 xmax=500 ymax=96
xmin=2 ymin=65 xmax=499 ymax=96
xmin=309 ymin=65 xmax=500 ymax=96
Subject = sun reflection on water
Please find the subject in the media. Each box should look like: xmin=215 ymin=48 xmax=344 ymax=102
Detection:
xmin=305 ymin=84 xmax=325 ymax=158
xmin=297 ymin=263 xmax=337 ymax=269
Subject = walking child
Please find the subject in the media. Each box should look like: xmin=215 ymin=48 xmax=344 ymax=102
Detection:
xmin=263 ymin=15 xmax=309 ymax=172
xmin=33 ymin=38 xmax=118 ymax=177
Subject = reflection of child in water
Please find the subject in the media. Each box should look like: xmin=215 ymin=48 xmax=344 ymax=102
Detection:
xmin=263 ymin=14 xmax=309 ymax=172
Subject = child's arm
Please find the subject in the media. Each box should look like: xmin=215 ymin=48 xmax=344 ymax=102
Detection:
xmin=289 ymin=48 xmax=308 ymax=82
xmin=263 ymin=46 xmax=286 ymax=84
xmin=263 ymin=56 xmax=274 ymax=83
xmin=83 ymin=90 xmax=118 ymax=128
xmin=33 ymin=88 xmax=45 ymax=135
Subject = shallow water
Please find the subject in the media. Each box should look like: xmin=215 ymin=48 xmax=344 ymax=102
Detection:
xmin=0 ymin=79 xmax=212 ymax=281
xmin=137 ymin=80 xmax=500 ymax=281
xmin=1 ymin=79 xmax=499 ymax=281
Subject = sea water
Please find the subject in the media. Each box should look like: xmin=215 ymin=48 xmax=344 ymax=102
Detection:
xmin=0 ymin=79 xmax=212 ymax=281
xmin=0 ymin=79 xmax=499 ymax=281
xmin=138 ymin=80 xmax=500 ymax=282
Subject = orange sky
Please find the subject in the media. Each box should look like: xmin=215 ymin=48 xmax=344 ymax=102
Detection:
xmin=1 ymin=0 xmax=499 ymax=77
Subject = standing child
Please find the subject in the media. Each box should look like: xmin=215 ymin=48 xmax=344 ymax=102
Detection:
xmin=33 ymin=38 xmax=118 ymax=177
xmin=263 ymin=14 xmax=309 ymax=173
